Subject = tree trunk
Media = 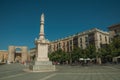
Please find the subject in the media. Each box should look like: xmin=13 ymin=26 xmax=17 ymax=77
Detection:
xmin=96 ymin=57 xmax=102 ymax=64
xmin=112 ymin=57 xmax=117 ymax=63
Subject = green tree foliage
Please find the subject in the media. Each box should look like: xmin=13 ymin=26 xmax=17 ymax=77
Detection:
xmin=97 ymin=37 xmax=120 ymax=63
xmin=71 ymin=47 xmax=82 ymax=62
xmin=71 ymin=45 xmax=96 ymax=62
xmin=49 ymin=49 xmax=69 ymax=64
xmin=112 ymin=37 xmax=120 ymax=56
xmin=86 ymin=45 xmax=96 ymax=59
xmin=112 ymin=37 xmax=120 ymax=49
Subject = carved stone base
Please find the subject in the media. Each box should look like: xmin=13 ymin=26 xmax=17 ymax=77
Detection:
xmin=29 ymin=61 xmax=55 ymax=72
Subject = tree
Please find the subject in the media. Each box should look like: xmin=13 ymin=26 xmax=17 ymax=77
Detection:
xmin=97 ymin=39 xmax=119 ymax=64
xmin=97 ymin=44 xmax=114 ymax=63
xmin=71 ymin=47 xmax=82 ymax=63
xmin=86 ymin=45 xmax=96 ymax=59
xmin=49 ymin=49 xmax=69 ymax=64
xmin=112 ymin=37 xmax=120 ymax=56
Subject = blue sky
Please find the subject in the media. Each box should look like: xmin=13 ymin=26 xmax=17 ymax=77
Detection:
xmin=0 ymin=0 xmax=120 ymax=50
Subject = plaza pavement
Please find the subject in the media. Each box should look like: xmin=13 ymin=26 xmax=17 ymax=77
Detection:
xmin=0 ymin=63 xmax=120 ymax=80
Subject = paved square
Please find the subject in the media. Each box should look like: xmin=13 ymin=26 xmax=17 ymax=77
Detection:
xmin=0 ymin=64 xmax=120 ymax=80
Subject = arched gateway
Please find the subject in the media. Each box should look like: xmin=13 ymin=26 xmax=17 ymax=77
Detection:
xmin=8 ymin=46 xmax=28 ymax=63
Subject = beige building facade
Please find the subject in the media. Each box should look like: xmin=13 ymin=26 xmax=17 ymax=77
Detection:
xmin=108 ymin=24 xmax=120 ymax=39
xmin=0 ymin=50 xmax=8 ymax=62
xmin=49 ymin=28 xmax=109 ymax=53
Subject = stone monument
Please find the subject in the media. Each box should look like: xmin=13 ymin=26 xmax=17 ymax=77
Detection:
xmin=29 ymin=13 xmax=55 ymax=72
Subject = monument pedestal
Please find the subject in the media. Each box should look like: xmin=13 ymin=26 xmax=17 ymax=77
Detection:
xmin=28 ymin=40 xmax=56 ymax=72
xmin=29 ymin=42 xmax=56 ymax=72
xmin=29 ymin=61 xmax=55 ymax=72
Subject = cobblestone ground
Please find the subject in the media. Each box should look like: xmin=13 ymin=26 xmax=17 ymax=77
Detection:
xmin=0 ymin=63 xmax=120 ymax=80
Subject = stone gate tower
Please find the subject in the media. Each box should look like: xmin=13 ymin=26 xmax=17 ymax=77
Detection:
xmin=8 ymin=46 xmax=28 ymax=63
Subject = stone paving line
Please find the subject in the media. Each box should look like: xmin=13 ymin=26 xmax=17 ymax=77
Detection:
xmin=0 ymin=72 xmax=119 ymax=80
xmin=0 ymin=70 xmax=22 ymax=73
xmin=57 ymin=72 xmax=120 ymax=75
xmin=0 ymin=73 xmax=29 ymax=79
xmin=39 ymin=73 xmax=56 ymax=80
xmin=102 ymin=66 xmax=120 ymax=70
xmin=47 ymin=73 xmax=120 ymax=80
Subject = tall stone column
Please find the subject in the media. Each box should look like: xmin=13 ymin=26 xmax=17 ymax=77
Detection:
xmin=29 ymin=13 xmax=55 ymax=72
xmin=39 ymin=13 xmax=45 ymax=40
xmin=35 ymin=13 xmax=50 ymax=62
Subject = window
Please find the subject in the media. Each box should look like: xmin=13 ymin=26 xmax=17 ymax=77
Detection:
xmin=70 ymin=40 xmax=72 ymax=45
xmin=105 ymin=36 xmax=107 ymax=42
xmin=114 ymin=29 xmax=117 ymax=34
xmin=80 ymin=38 xmax=82 ymax=43
xmin=70 ymin=46 xmax=72 ymax=51
xmin=85 ymin=37 xmax=88 ymax=42
xmin=80 ymin=44 xmax=82 ymax=48
xmin=86 ymin=43 xmax=88 ymax=47
xmin=100 ymin=35 xmax=102 ymax=41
